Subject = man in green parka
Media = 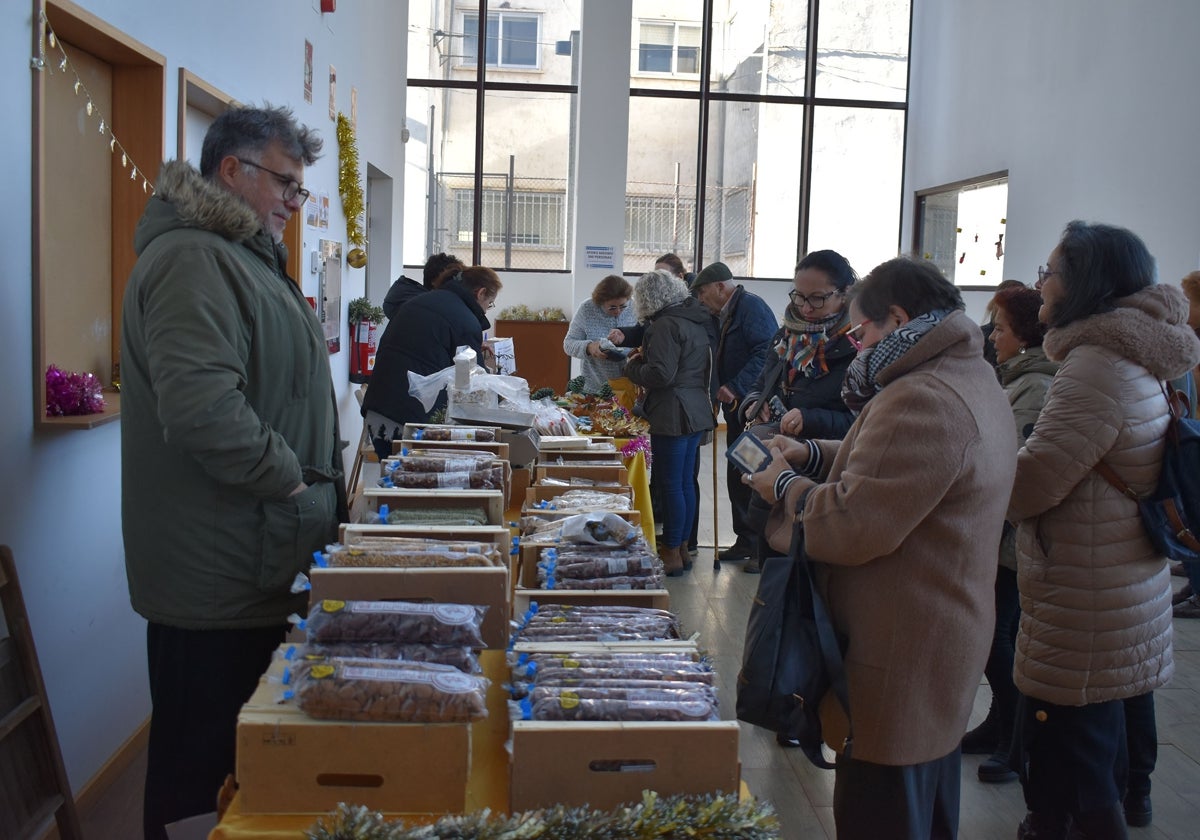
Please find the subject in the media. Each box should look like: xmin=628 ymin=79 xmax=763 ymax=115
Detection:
xmin=120 ymin=105 xmax=346 ymax=840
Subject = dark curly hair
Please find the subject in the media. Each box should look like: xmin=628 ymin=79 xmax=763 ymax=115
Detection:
xmin=992 ymin=287 xmax=1046 ymax=348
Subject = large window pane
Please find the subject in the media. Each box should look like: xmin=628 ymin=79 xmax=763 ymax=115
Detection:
xmin=702 ymin=100 xmax=803 ymax=278
xmin=403 ymin=87 xmax=478 ymax=265
xmin=710 ymin=2 xmax=808 ymax=97
xmin=807 ymin=106 xmax=905 ymax=276
xmin=631 ymin=1 xmax=703 ymax=89
xmin=625 ymin=96 xmax=701 ymax=274
xmin=816 ymin=0 xmax=909 ymax=101
xmin=478 ymin=91 xmax=574 ymax=270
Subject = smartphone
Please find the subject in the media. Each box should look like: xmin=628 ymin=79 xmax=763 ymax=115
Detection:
xmin=768 ymin=395 xmax=787 ymax=422
xmin=725 ymin=430 xmax=773 ymax=474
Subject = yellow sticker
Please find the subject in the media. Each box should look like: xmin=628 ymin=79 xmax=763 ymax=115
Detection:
xmin=563 ymin=658 xmax=580 ymax=668
xmin=310 ymin=665 xmax=335 ymax=679
xmin=560 ymin=691 xmax=579 ymax=709
xmin=321 ymin=599 xmax=346 ymax=612
xmin=551 ymin=616 xmax=567 ymax=623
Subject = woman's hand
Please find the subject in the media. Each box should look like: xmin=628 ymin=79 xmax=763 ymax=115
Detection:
xmin=742 ymin=446 xmax=792 ymax=504
xmin=608 ymin=328 xmax=626 ymax=344
xmin=769 ymin=435 xmax=813 ymax=469
xmin=779 ymin=408 xmax=805 ymax=436
xmin=586 ymin=341 xmax=607 ymax=359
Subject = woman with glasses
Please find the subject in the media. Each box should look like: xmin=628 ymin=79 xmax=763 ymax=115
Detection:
xmin=736 ymin=250 xmax=859 ymax=577
xmin=562 ymin=274 xmax=638 ymax=394
xmin=1007 ymin=221 xmax=1200 ymax=838
xmin=362 ymin=265 xmax=502 ymax=457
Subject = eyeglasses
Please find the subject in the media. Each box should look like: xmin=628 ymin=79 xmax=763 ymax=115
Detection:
xmin=1036 ymin=265 xmax=1060 ymax=288
xmin=604 ymin=302 xmax=629 ymax=314
xmin=789 ymin=289 xmax=842 ymax=309
xmin=237 ymin=158 xmax=310 ymax=203
xmin=845 ymin=320 xmax=869 ymax=352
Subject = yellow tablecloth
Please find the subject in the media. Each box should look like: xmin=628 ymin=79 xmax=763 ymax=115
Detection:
xmin=617 ymin=446 xmax=656 ymax=554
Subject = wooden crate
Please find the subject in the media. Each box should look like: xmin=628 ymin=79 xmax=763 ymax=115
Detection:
xmin=524 ymin=485 xmax=634 ymax=510
xmin=534 ymin=463 xmax=628 ymax=486
xmin=393 ymin=438 xmax=510 ymax=462
xmin=361 ymin=488 xmax=506 ymax=527
xmin=537 ymin=448 xmax=622 ymax=464
xmin=339 ymin=524 xmax=512 ymax=551
xmin=308 ymin=565 xmax=510 ymax=649
xmin=509 ymin=720 xmax=739 ymax=811
xmin=379 ymin=459 xmax=511 ymax=505
xmin=236 ymin=662 xmax=471 ymax=814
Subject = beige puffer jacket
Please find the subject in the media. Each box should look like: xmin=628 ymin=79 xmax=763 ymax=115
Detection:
xmin=1008 ymin=284 xmax=1200 ymax=706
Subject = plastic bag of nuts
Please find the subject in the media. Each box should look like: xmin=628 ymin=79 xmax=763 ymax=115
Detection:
xmin=288 ymin=656 xmax=489 ymax=722
xmin=297 ymin=600 xmax=488 ymax=647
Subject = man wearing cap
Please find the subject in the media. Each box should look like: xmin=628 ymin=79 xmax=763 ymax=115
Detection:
xmin=691 ymin=262 xmax=778 ymax=562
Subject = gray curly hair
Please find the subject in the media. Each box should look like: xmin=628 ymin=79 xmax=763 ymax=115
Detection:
xmin=633 ymin=268 xmax=691 ymax=322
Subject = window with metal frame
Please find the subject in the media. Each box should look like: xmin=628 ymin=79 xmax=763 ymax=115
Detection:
xmin=453 ymin=188 xmax=565 ymax=247
xmin=637 ymin=20 xmax=701 ymax=75
xmin=462 ymin=12 xmax=541 ymax=69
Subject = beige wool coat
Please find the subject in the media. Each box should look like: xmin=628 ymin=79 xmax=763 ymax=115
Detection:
xmin=1008 ymin=285 xmax=1200 ymax=706
xmin=766 ymin=311 xmax=1017 ymax=765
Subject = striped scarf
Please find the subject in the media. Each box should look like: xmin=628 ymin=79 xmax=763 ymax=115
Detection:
xmin=775 ymin=306 xmax=851 ymax=384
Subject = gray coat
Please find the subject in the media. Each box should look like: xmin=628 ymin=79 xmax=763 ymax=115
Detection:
xmin=624 ymin=297 xmax=716 ymax=436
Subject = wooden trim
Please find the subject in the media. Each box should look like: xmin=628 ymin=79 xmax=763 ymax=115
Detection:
xmin=34 ymin=0 xmax=164 ymax=428
xmin=177 ymin=68 xmax=237 ymax=160
xmin=36 ymin=719 xmax=150 ymax=840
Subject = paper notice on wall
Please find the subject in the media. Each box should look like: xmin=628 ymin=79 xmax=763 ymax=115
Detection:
xmin=585 ymin=245 xmax=615 ymax=269
xmin=491 ymin=337 xmax=516 ymax=376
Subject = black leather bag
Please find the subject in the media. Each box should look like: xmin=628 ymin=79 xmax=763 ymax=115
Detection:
xmin=735 ymin=515 xmax=851 ymax=769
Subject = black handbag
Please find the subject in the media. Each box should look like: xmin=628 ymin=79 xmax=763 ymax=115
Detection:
xmin=735 ymin=511 xmax=851 ymax=769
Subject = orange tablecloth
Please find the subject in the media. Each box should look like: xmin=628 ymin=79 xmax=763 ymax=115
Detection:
xmin=210 ymin=652 xmax=511 ymax=840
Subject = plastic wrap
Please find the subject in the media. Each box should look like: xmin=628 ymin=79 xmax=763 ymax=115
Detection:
xmin=285 ymin=641 xmax=481 ymax=673
xmin=317 ymin=540 xmax=498 ymax=568
xmin=288 ymin=656 xmax=488 ymax=722
xmin=301 ymin=599 xmax=488 ymax=647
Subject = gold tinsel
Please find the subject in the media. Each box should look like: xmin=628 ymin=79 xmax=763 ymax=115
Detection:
xmin=336 ymin=112 xmax=366 ymax=250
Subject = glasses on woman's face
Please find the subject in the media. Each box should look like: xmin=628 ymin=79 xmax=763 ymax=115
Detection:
xmin=789 ymin=289 xmax=841 ymax=310
xmin=604 ymin=301 xmax=629 ymax=314
xmin=845 ymin=320 xmax=869 ymax=352
xmin=1036 ymin=265 xmax=1060 ymax=289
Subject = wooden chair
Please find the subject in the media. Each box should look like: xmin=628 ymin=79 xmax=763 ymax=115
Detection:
xmin=0 ymin=545 xmax=83 ymax=839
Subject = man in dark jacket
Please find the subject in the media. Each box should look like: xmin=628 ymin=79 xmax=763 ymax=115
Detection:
xmin=691 ymin=262 xmax=778 ymax=561
xmin=120 ymin=105 xmax=343 ymax=840
xmin=381 ymin=251 xmax=464 ymax=319
xmin=363 ymin=266 xmax=502 ymax=456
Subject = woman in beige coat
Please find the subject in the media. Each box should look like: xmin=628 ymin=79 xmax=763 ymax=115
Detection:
xmin=1008 ymin=221 xmax=1200 ymax=839
xmin=748 ymin=258 xmax=1017 ymax=839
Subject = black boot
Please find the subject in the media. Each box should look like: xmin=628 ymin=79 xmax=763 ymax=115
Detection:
xmin=962 ymin=699 xmax=1001 ymax=755
xmin=1121 ymin=792 xmax=1151 ymax=828
xmin=979 ymin=716 xmax=1018 ymax=783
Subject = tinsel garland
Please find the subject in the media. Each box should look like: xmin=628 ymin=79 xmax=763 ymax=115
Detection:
xmin=45 ymin=364 xmax=105 ymax=416
xmin=306 ymin=791 xmax=780 ymax=839
xmin=619 ymin=434 xmax=652 ymax=467
xmin=336 ymin=112 xmax=366 ymax=248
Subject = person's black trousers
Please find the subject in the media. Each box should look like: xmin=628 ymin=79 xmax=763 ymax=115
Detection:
xmin=1122 ymin=691 xmax=1156 ymax=798
xmin=833 ymin=748 xmax=962 ymax=839
xmin=143 ymin=622 xmax=285 ymax=840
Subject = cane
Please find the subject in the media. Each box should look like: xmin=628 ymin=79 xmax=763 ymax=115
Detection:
xmin=712 ymin=426 xmax=721 ymax=571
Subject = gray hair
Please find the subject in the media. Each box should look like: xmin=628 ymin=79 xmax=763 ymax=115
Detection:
xmin=199 ymin=104 xmax=322 ymax=178
xmin=633 ymin=268 xmax=691 ymax=322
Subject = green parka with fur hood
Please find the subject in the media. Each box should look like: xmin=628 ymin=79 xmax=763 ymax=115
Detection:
xmin=120 ymin=160 xmax=346 ymax=630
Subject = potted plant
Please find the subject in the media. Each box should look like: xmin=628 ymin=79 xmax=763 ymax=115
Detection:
xmin=347 ymin=297 xmax=385 ymax=384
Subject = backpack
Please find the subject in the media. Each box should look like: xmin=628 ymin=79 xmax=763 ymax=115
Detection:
xmin=735 ymin=511 xmax=851 ymax=769
xmin=1095 ymin=385 xmax=1200 ymax=563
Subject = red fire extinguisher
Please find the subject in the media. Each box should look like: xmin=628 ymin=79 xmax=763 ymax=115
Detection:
xmin=349 ymin=319 xmax=378 ymax=383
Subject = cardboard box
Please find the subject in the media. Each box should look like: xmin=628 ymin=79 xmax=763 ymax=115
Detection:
xmin=309 ymin=565 xmax=511 ymax=649
xmin=499 ymin=428 xmax=541 ymax=467
xmin=236 ymin=672 xmax=471 ymax=814
xmin=535 ymin=463 xmax=628 ymax=486
xmin=509 ymin=720 xmax=740 ymax=812
xmin=362 ymin=488 xmax=506 ymax=527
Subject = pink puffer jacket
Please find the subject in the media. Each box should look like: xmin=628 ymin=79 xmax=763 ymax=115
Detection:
xmin=1008 ymin=284 xmax=1200 ymax=705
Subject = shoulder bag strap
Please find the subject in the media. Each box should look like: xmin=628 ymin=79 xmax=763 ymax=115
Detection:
xmin=1094 ymin=381 xmax=1180 ymax=500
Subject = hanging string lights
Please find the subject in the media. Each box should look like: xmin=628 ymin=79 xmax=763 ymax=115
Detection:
xmin=34 ymin=10 xmax=155 ymax=195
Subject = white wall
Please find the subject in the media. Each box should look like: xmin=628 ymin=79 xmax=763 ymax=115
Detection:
xmin=1 ymin=0 xmax=406 ymax=793
xmin=904 ymin=0 xmax=1200 ymax=323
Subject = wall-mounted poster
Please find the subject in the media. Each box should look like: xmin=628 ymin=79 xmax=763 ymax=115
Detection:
xmin=318 ymin=239 xmax=342 ymax=354
xmin=319 ymin=192 xmax=330 ymax=229
xmin=305 ymin=192 xmax=318 ymax=228
xmin=303 ymin=40 xmax=313 ymax=103
xmin=328 ymin=65 xmax=336 ymax=121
